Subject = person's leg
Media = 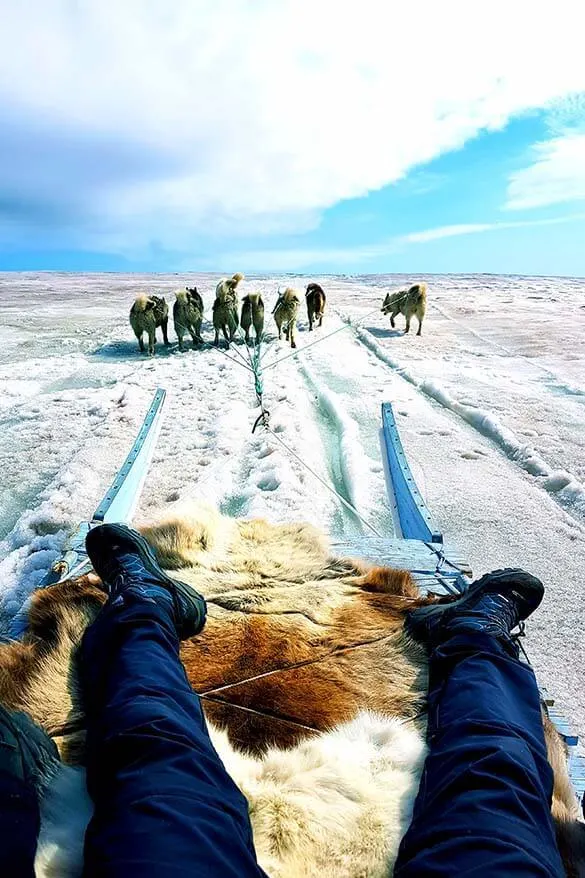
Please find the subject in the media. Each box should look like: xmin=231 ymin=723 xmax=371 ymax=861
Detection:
xmin=0 ymin=705 xmax=60 ymax=877
xmin=395 ymin=569 xmax=565 ymax=878
xmin=0 ymin=775 xmax=38 ymax=878
xmin=82 ymin=524 xmax=266 ymax=878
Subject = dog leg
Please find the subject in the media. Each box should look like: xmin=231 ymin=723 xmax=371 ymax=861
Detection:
xmin=417 ymin=316 xmax=423 ymax=336
xmin=222 ymin=325 xmax=230 ymax=349
xmin=148 ymin=328 xmax=156 ymax=356
xmin=390 ymin=314 xmax=396 ymax=328
xmin=214 ymin=328 xmax=220 ymax=346
xmin=290 ymin=322 xmax=297 ymax=349
xmin=177 ymin=330 xmax=184 ymax=352
xmin=162 ymin=317 xmax=170 ymax=345
xmin=404 ymin=316 xmax=411 ymax=334
xmin=308 ymin=309 xmax=313 ymax=331
xmin=137 ymin=334 xmax=145 ymax=353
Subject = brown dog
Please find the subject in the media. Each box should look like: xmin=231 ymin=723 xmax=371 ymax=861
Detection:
xmin=305 ymin=283 xmax=326 ymax=331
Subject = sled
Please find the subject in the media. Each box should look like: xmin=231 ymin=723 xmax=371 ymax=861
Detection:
xmin=361 ymin=402 xmax=583 ymax=800
xmin=7 ymin=388 xmax=166 ymax=638
xmin=10 ymin=390 xmax=584 ymax=800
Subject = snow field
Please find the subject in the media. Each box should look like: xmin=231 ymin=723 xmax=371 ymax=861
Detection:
xmin=0 ymin=271 xmax=584 ymax=743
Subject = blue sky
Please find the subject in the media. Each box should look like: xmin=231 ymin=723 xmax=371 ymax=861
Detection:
xmin=1 ymin=1 xmax=585 ymax=276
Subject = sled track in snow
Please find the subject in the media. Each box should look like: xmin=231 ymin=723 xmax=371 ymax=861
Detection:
xmin=335 ymin=309 xmax=585 ymax=530
xmin=295 ymin=354 xmax=365 ymax=538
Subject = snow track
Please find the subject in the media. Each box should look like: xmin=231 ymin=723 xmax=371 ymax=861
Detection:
xmin=344 ymin=315 xmax=585 ymax=523
xmin=1 ymin=271 xmax=584 ymax=743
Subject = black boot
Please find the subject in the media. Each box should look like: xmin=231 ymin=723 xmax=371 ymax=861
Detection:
xmin=405 ymin=568 xmax=544 ymax=652
xmin=86 ymin=523 xmax=207 ymax=640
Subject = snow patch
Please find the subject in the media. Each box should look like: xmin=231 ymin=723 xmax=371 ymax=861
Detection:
xmin=347 ymin=317 xmax=585 ymax=518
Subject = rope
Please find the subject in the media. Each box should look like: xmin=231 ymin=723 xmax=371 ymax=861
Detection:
xmin=262 ymin=306 xmax=382 ymax=372
xmin=199 ymin=630 xmax=394 ymax=695
xmin=380 ymin=288 xmax=410 ymax=315
xmin=205 ymin=296 xmax=385 ymax=533
xmin=264 ymin=423 xmax=382 ymax=537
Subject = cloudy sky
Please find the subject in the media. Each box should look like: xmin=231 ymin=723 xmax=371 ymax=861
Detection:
xmin=1 ymin=0 xmax=585 ymax=275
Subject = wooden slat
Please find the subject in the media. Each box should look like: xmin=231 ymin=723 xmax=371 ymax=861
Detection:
xmin=331 ymin=536 xmax=472 ymax=579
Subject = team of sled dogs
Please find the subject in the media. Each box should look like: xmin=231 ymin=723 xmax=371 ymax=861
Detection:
xmin=129 ymin=274 xmax=427 ymax=355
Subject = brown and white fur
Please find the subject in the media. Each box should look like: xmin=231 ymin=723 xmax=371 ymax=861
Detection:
xmin=173 ymin=287 xmax=204 ymax=351
xmin=0 ymin=503 xmax=582 ymax=877
xmin=240 ymin=293 xmax=264 ymax=346
xmin=382 ymin=283 xmax=427 ymax=336
xmin=306 ymin=283 xmax=326 ymax=331
xmin=274 ymin=288 xmax=301 ymax=348
xmin=129 ymin=295 xmax=169 ymax=355
xmin=213 ymin=273 xmax=244 ymax=348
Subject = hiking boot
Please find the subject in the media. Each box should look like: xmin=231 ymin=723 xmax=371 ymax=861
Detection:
xmin=86 ymin=523 xmax=206 ymax=640
xmin=0 ymin=705 xmax=60 ymax=794
xmin=405 ymin=568 xmax=544 ymax=651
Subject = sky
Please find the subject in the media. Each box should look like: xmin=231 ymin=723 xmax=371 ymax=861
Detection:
xmin=1 ymin=0 xmax=585 ymax=276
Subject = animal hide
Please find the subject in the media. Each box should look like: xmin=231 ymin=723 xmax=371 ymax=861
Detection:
xmin=0 ymin=503 xmax=580 ymax=876
xmin=36 ymin=712 xmax=427 ymax=877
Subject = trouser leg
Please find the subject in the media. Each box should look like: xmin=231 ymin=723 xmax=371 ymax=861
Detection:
xmin=394 ymin=632 xmax=564 ymax=877
xmin=81 ymin=593 xmax=265 ymax=877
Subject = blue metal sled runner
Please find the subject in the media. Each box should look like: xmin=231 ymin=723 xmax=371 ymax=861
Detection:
xmin=8 ymin=388 xmax=166 ymax=638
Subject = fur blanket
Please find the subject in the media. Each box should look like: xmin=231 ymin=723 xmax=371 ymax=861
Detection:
xmin=0 ymin=504 xmax=581 ymax=876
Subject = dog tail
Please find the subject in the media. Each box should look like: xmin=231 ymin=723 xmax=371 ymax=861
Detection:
xmin=132 ymin=294 xmax=154 ymax=313
xmin=231 ymin=272 xmax=244 ymax=285
xmin=412 ymin=283 xmax=427 ymax=304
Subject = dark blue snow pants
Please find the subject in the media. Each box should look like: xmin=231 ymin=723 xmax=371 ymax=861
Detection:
xmin=393 ymin=632 xmax=565 ymax=877
xmin=80 ymin=592 xmax=267 ymax=877
xmin=1 ymin=776 xmax=38 ymax=877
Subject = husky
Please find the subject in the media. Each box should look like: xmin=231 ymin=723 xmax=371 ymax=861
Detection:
xmin=213 ymin=273 xmax=244 ymax=347
xmin=381 ymin=283 xmax=427 ymax=336
xmin=129 ymin=294 xmax=169 ymax=355
xmin=173 ymin=288 xmax=204 ymax=351
xmin=241 ymin=293 xmax=265 ymax=346
xmin=274 ymin=288 xmax=301 ymax=349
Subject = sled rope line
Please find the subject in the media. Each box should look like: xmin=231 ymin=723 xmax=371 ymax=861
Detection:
xmin=261 ymin=306 xmax=382 ymax=372
xmin=264 ymin=423 xmax=382 ymax=537
xmin=249 ymin=302 xmax=383 ymax=430
xmin=199 ymin=694 xmax=320 ymax=733
xmin=199 ymin=693 xmax=426 ymax=734
xmin=207 ymin=295 xmax=383 ymax=529
xmin=199 ymin=629 xmax=413 ymax=696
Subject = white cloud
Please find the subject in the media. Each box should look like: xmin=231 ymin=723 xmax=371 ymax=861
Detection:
xmin=506 ymin=134 xmax=585 ymax=210
xmin=1 ymin=0 xmax=585 ymax=254
xmin=227 ymin=214 xmax=585 ymax=270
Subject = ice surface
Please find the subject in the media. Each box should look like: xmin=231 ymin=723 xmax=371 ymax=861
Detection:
xmin=0 ymin=271 xmax=584 ymax=742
